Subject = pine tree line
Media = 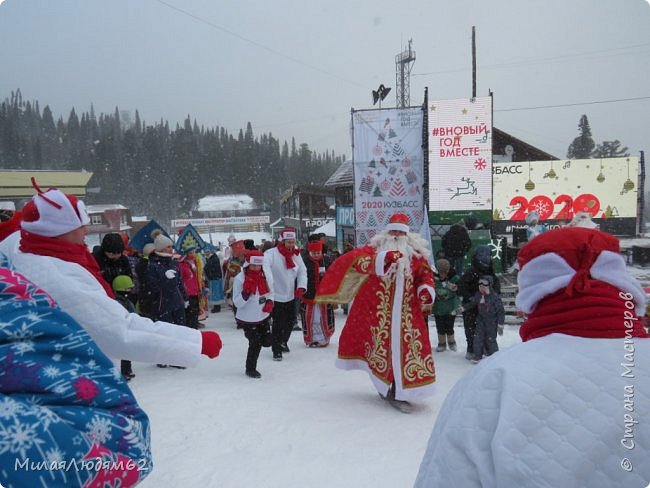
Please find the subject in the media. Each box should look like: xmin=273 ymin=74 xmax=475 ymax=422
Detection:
xmin=567 ymin=114 xmax=630 ymax=159
xmin=0 ymin=89 xmax=345 ymax=222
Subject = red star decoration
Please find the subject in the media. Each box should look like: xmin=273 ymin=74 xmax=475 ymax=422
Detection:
xmin=474 ymin=158 xmax=487 ymax=170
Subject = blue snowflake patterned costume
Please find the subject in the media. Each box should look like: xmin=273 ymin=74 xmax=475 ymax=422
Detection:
xmin=0 ymin=253 xmax=152 ymax=487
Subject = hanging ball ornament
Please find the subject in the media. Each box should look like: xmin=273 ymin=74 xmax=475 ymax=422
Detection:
xmin=525 ymin=179 xmax=535 ymax=191
xmin=623 ymin=179 xmax=635 ymax=191
xmin=547 ymin=168 xmax=557 ymax=179
xmin=596 ymin=172 xmax=605 ymax=183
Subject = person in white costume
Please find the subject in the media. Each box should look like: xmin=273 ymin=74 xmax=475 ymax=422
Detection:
xmin=0 ymin=181 xmax=222 ymax=367
xmin=233 ymin=250 xmax=274 ymax=378
xmin=263 ymin=228 xmax=307 ymax=361
xmin=415 ymin=226 xmax=650 ymax=488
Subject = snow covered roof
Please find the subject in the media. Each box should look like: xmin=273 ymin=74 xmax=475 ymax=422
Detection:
xmin=86 ymin=204 xmax=128 ymax=213
xmin=196 ymin=194 xmax=256 ymax=212
xmin=200 ymin=231 xmax=272 ymax=249
xmin=325 ymin=160 xmax=353 ymax=187
xmin=313 ymin=220 xmax=336 ymax=236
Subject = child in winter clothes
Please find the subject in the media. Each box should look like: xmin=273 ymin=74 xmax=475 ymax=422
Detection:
xmin=458 ymin=245 xmax=501 ymax=360
xmin=432 ymin=258 xmax=460 ymax=352
xmin=458 ymin=275 xmax=505 ymax=363
xmin=233 ymin=250 xmax=274 ymax=378
xmin=112 ymin=275 xmax=137 ymax=381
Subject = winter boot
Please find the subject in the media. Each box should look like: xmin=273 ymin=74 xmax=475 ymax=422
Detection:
xmin=435 ymin=334 xmax=447 ymax=352
xmin=388 ymin=399 xmax=413 ymax=414
xmin=378 ymin=385 xmax=412 ymax=414
xmin=447 ymin=334 xmax=457 ymax=351
xmin=246 ymin=369 xmax=262 ymax=379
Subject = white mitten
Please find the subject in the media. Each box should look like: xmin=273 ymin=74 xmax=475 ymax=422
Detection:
xmin=165 ymin=269 xmax=177 ymax=279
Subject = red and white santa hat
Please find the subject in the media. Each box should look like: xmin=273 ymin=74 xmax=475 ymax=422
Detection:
xmin=278 ymin=228 xmax=297 ymax=241
xmin=244 ymin=249 xmax=265 ymax=267
xmin=516 ymin=226 xmax=646 ymax=315
xmin=21 ymin=178 xmax=90 ymax=237
xmin=386 ymin=212 xmax=410 ymax=233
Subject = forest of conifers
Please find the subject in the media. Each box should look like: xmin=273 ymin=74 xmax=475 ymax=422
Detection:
xmin=0 ymin=90 xmax=345 ymax=222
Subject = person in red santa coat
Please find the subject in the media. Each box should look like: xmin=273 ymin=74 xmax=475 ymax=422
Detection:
xmin=299 ymin=240 xmax=335 ymax=347
xmin=316 ymin=212 xmax=436 ymax=413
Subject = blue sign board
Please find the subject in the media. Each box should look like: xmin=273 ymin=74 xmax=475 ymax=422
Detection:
xmin=337 ymin=206 xmax=355 ymax=227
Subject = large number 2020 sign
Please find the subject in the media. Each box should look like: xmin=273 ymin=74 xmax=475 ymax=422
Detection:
xmin=492 ymin=157 xmax=638 ymax=223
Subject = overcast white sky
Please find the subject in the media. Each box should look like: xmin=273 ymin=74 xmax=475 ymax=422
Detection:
xmin=0 ymin=0 xmax=648 ymax=161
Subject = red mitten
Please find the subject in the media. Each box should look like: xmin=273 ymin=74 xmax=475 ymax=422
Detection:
xmin=418 ymin=289 xmax=433 ymax=305
xmin=295 ymin=288 xmax=305 ymax=299
xmin=201 ymin=331 xmax=222 ymax=358
xmin=383 ymin=250 xmax=403 ymax=272
xmin=242 ymin=275 xmax=256 ymax=295
xmin=262 ymin=300 xmax=274 ymax=313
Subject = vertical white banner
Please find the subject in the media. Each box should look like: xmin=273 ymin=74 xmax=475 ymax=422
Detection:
xmin=428 ymin=96 xmax=493 ymax=212
xmin=352 ymin=107 xmax=424 ymax=245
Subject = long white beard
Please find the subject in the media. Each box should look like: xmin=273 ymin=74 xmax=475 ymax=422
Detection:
xmin=370 ymin=232 xmax=428 ymax=278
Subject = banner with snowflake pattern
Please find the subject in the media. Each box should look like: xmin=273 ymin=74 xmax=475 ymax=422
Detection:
xmin=427 ymin=97 xmax=493 ymax=216
xmin=352 ymin=107 xmax=424 ymax=245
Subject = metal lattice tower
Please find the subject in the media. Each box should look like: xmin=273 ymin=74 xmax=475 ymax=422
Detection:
xmin=395 ymin=39 xmax=416 ymax=108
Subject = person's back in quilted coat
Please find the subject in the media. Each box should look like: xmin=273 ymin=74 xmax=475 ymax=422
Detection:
xmin=415 ymin=227 xmax=650 ymax=487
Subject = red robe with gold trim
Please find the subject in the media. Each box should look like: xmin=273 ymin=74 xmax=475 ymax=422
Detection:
xmin=316 ymin=245 xmax=436 ymax=401
xmin=301 ymin=255 xmax=335 ymax=346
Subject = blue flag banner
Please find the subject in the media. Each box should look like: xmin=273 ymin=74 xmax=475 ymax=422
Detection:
xmin=128 ymin=219 xmax=170 ymax=251
xmin=175 ymin=224 xmax=207 ymax=253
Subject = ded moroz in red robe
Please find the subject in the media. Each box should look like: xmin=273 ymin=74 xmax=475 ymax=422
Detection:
xmin=316 ymin=243 xmax=436 ymax=401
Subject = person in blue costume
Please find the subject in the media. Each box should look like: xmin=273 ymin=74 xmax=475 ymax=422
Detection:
xmin=0 ymin=253 xmax=152 ymax=487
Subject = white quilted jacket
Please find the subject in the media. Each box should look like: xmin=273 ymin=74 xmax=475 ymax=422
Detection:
xmin=415 ymin=333 xmax=650 ymax=487
xmin=0 ymin=232 xmax=202 ymax=367
xmin=263 ymin=246 xmax=307 ymax=303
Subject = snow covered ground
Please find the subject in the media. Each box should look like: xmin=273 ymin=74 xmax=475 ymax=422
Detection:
xmin=130 ymin=308 xmax=522 ymax=488
xmin=128 ymin=234 xmax=650 ymax=487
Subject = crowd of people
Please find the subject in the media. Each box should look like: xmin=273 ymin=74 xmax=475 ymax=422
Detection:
xmin=1 ymin=183 xmax=648 ymax=486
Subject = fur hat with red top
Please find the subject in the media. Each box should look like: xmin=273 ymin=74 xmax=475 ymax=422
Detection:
xmin=244 ymin=250 xmax=265 ymax=267
xmin=278 ymin=228 xmax=297 ymax=241
xmin=516 ymin=227 xmax=647 ymax=341
xmin=386 ymin=212 xmax=410 ymax=233
xmin=21 ymin=178 xmax=90 ymax=237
